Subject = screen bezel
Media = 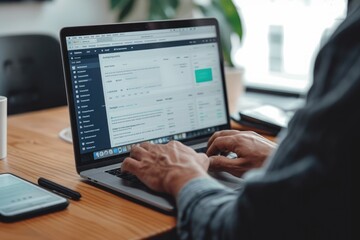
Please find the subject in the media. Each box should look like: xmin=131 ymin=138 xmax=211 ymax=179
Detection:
xmin=59 ymin=18 xmax=231 ymax=173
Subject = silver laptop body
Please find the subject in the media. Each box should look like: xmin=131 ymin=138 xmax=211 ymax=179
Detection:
xmin=60 ymin=19 xmax=243 ymax=213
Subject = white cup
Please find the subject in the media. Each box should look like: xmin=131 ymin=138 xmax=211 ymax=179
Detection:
xmin=0 ymin=96 xmax=7 ymax=159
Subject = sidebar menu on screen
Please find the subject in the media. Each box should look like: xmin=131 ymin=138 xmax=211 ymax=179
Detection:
xmin=68 ymin=49 xmax=111 ymax=154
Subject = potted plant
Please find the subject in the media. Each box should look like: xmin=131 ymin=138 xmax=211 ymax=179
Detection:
xmin=193 ymin=0 xmax=244 ymax=114
xmin=110 ymin=0 xmax=244 ymax=114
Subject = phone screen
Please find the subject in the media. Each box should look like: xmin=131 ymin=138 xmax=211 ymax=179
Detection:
xmin=0 ymin=173 xmax=67 ymax=217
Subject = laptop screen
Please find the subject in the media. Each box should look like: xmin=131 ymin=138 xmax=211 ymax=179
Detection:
xmin=62 ymin=20 xmax=229 ymax=164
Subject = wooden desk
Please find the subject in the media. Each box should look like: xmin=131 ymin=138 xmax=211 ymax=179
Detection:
xmin=0 ymin=107 xmax=176 ymax=240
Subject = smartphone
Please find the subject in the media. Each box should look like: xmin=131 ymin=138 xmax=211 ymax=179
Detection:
xmin=0 ymin=173 xmax=69 ymax=222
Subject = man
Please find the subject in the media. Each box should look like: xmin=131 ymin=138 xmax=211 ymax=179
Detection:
xmin=122 ymin=3 xmax=356 ymax=240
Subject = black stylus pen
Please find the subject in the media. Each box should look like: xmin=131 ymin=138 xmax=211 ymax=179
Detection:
xmin=38 ymin=177 xmax=82 ymax=200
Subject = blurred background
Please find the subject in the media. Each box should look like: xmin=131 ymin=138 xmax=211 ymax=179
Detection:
xmin=0 ymin=0 xmax=348 ymax=119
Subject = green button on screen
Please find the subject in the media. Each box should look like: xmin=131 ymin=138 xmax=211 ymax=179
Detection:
xmin=195 ymin=68 xmax=213 ymax=83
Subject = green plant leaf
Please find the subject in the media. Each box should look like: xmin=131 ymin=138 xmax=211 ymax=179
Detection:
xmin=195 ymin=3 xmax=234 ymax=66
xmin=118 ymin=0 xmax=136 ymax=21
xmin=218 ymin=0 xmax=242 ymax=41
xmin=110 ymin=0 xmax=121 ymax=9
xmin=149 ymin=0 xmax=167 ymax=20
xmin=111 ymin=0 xmax=130 ymax=10
xmin=169 ymin=0 xmax=179 ymax=9
xmin=110 ymin=0 xmax=137 ymax=21
xmin=149 ymin=0 xmax=179 ymax=20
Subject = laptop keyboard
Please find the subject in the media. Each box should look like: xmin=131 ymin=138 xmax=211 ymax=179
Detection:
xmin=106 ymin=147 xmax=207 ymax=185
xmin=195 ymin=147 xmax=207 ymax=153
xmin=106 ymin=168 xmax=145 ymax=186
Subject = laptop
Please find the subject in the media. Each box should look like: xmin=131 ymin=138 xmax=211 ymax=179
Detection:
xmin=60 ymin=18 xmax=243 ymax=213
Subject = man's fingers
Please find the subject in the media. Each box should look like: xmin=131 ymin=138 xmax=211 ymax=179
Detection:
xmin=209 ymin=155 xmax=236 ymax=171
xmin=207 ymin=130 xmax=240 ymax=148
xmin=206 ymin=136 xmax=234 ymax=156
xmin=139 ymin=142 xmax=153 ymax=150
xmin=130 ymin=145 xmax=149 ymax=160
xmin=121 ymin=157 xmax=141 ymax=175
xmin=209 ymin=156 xmax=248 ymax=176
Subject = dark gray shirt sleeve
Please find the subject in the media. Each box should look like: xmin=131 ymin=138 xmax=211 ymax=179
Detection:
xmin=176 ymin=154 xmax=323 ymax=240
xmin=177 ymin=177 xmax=238 ymax=240
xmin=176 ymin=3 xmax=357 ymax=239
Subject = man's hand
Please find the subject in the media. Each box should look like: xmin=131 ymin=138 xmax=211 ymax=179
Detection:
xmin=207 ymin=130 xmax=277 ymax=177
xmin=122 ymin=141 xmax=210 ymax=197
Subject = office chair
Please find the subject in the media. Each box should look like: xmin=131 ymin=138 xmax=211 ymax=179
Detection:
xmin=0 ymin=34 xmax=67 ymax=115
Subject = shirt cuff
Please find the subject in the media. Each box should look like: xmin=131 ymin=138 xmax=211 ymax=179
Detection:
xmin=177 ymin=177 xmax=229 ymax=212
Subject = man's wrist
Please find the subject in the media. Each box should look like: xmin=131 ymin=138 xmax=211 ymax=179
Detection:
xmin=164 ymin=170 xmax=209 ymax=197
